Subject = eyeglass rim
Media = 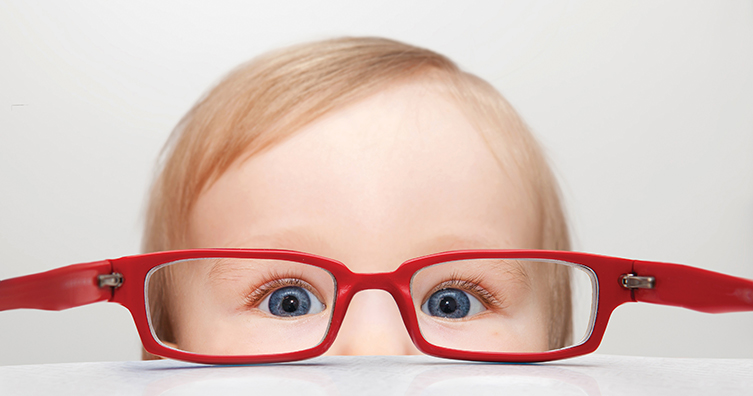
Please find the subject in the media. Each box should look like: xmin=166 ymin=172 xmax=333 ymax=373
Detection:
xmin=110 ymin=248 xmax=631 ymax=364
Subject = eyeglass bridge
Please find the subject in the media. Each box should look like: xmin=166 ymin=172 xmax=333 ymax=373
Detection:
xmin=620 ymin=274 xmax=655 ymax=289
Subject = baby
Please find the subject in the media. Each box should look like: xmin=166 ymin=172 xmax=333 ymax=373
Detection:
xmin=142 ymin=37 xmax=572 ymax=358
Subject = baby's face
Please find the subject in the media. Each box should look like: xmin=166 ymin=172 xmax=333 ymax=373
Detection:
xmin=170 ymin=80 xmax=550 ymax=355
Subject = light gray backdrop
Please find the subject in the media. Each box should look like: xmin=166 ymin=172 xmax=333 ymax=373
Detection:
xmin=1 ymin=0 xmax=751 ymax=365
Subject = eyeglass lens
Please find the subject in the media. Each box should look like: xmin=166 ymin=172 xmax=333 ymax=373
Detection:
xmin=145 ymin=258 xmax=596 ymax=356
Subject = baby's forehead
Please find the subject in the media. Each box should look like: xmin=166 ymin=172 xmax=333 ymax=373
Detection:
xmin=188 ymin=78 xmax=543 ymax=262
xmin=218 ymin=77 xmax=532 ymax=204
xmin=235 ymin=77 xmax=529 ymax=179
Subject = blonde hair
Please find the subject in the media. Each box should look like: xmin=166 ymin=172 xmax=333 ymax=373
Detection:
xmin=144 ymin=37 xmax=572 ymax=352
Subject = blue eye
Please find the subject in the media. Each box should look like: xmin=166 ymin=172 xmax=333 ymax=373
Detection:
xmin=421 ymin=288 xmax=485 ymax=319
xmin=259 ymin=286 xmax=325 ymax=317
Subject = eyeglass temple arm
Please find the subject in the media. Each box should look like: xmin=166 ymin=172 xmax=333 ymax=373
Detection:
xmin=0 ymin=260 xmax=113 ymax=312
xmin=631 ymin=260 xmax=753 ymax=313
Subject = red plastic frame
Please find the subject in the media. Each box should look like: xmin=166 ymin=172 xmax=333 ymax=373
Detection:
xmin=1 ymin=249 xmax=752 ymax=364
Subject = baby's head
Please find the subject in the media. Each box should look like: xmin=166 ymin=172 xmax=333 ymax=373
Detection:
xmin=144 ymin=37 xmax=571 ymax=357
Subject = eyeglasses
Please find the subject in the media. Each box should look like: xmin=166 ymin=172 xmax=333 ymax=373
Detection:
xmin=1 ymin=249 xmax=751 ymax=364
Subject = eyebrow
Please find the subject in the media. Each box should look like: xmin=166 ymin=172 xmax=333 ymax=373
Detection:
xmin=201 ymin=260 xmax=262 ymax=291
xmin=490 ymin=259 xmax=533 ymax=291
xmin=221 ymin=228 xmax=335 ymax=253
xmin=417 ymin=233 xmax=517 ymax=255
xmin=205 ymin=229 xmax=335 ymax=284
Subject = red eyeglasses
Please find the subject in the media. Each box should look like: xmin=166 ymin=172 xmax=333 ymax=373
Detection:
xmin=1 ymin=249 xmax=751 ymax=364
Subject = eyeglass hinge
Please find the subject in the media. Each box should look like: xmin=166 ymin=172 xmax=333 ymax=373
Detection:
xmin=98 ymin=273 xmax=124 ymax=288
xmin=620 ymin=274 xmax=655 ymax=289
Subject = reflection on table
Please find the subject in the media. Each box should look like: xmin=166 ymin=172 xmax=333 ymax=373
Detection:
xmin=1 ymin=354 xmax=751 ymax=395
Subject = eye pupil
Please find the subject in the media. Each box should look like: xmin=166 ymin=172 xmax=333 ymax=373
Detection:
xmin=281 ymin=295 xmax=299 ymax=313
xmin=439 ymin=296 xmax=457 ymax=314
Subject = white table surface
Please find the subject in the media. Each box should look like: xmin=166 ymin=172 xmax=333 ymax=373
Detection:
xmin=1 ymin=354 xmax=751 ymax=396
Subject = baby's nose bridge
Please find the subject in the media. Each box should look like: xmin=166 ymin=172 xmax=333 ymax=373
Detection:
xmin=326 ymin=288 xmax=420 ymax=356
xmin=343 ymin=288 xmax=406 ymax=330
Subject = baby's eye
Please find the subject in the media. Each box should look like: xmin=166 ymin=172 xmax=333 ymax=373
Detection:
xmin=258 ymin=285 xmax=325 ymax=317
xmin=421 ymin=288 xmax=486 ymax=319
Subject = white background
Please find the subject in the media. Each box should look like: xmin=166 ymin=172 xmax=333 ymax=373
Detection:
xmin=1 ymin=1 xmax=751 ymax=365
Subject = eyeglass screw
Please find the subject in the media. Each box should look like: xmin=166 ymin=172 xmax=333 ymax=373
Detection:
xmin=98 ymin=273 xmax=124 ymax=288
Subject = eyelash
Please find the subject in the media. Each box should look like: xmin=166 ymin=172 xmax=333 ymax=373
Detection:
xmin=242 ymin=276 xmax=320 ymax=309
xmin=426 ymin=277 xmax=505 ymax=311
